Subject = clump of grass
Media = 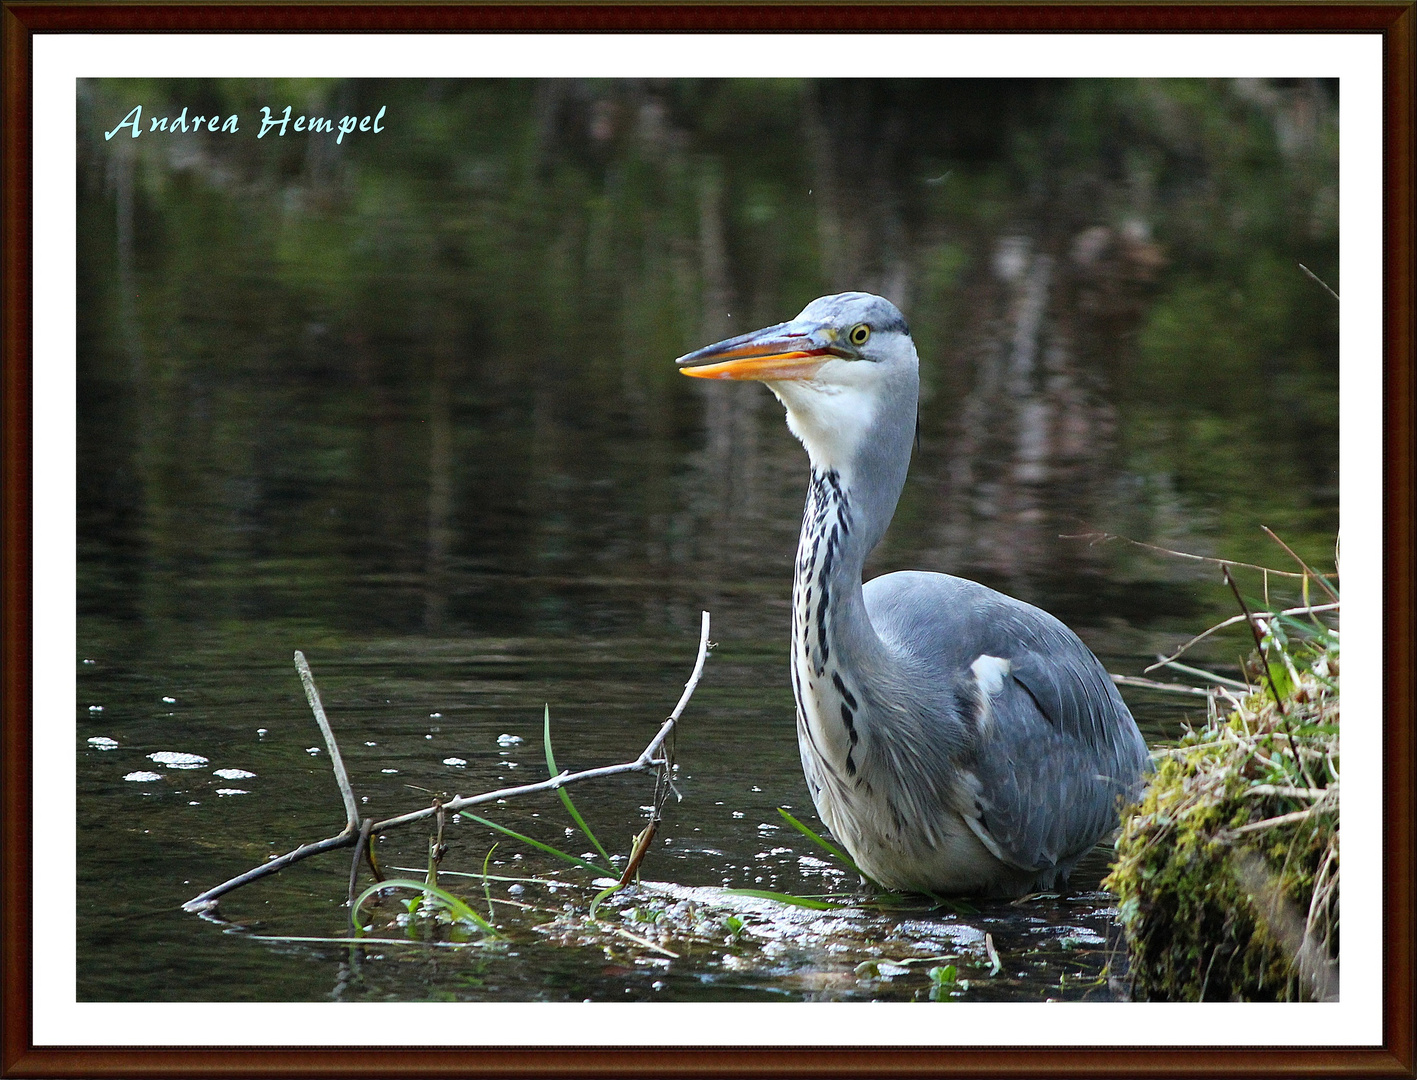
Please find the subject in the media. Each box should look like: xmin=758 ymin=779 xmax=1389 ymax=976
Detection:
xmin=1106 ymin=567 xmax=1339 ymax=1002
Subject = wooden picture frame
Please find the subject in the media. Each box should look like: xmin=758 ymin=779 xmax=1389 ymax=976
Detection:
xmin=2 ymin=3 xmax=1412 ymax=1076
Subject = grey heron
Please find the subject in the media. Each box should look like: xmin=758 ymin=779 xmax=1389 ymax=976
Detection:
xmin=677 ymin=292 xmax=1150 ymax=897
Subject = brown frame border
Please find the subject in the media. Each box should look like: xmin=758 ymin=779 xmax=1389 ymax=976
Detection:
xmin=2 ymin=4 xmax=1413 ymax=1078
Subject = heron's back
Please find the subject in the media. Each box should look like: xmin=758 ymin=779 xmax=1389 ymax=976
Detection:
xmin=856 ymin=569 xmax=1150 ymax=890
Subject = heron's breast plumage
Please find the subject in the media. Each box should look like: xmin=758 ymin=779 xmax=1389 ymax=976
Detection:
xmin=787 ymin=470 xmax=1002 ymax=891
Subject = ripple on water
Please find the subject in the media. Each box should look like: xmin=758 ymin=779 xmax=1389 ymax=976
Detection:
xmin=147 ymin=751 xmax=209 ymax=769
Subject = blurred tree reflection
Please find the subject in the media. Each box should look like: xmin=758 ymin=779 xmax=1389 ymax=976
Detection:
xmin=77 ymin=78 xmax=1338 ymax=638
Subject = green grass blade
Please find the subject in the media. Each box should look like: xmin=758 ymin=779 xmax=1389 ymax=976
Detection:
xmin=481 ymin=843 xmax=499 ymax=921
xmin=589 ymin=882 xmax=625 ymax=920
xmin=721 ymin=888 xmax=837 ymax=911
xmin=544 ymin=705 xmax=613 ymax=864
xmin=351 ymin=877 xmax=498 ymax=936
xmin=776 ymin=807 xmax=860 ymax=872
xmin=459 ymin=812 xmax=603 ymax=873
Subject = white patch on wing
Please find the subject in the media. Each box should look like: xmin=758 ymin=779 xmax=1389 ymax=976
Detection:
xmin=970 ymin=654 xmax=1011 ymax=697
xmin=963 ymin=813 xmax=1006 ymax=863
xmin=959 ymin=770 xmax=1007 ymax=862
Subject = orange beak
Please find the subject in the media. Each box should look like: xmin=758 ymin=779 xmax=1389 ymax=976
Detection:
xmin=675 ymin=321 xmax=847 ymax=381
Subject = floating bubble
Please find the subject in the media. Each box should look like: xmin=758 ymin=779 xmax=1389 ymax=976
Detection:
xmin=442 ymin=757 xmax=467 ymax=767
xmin=215 ymin=788 xmax=249 ymax=797
xmin=496 ymin=734 xmax=523 ymax=746
xmin=148 ymin=751 xmax=209 ymax=769
xmin=213 ymin=768 xmax=255 ymax=780
xmin=87 ymin=736 xmax=119 ymax=750
xmin=124 ymin=771 xmax=163 ymax=782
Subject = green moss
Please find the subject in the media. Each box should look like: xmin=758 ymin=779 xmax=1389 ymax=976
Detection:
xmin=1106 ymin=630 xmax=1339 ymax=1001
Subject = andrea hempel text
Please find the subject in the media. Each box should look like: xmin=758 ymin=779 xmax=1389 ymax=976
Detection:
xmin=104 ymin=104 xmax=387 ymax=145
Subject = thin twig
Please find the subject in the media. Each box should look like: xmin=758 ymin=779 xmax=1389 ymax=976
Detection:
xmin=645 ymin=610 xmax=714 ymax=763
xmin=1244 ymin=784 xmax=1336 ymax=801
xmin=1143 ymin=603 xmax=1339 ymax=673
xmin=612 ymin=926 xmax=680 ymax=959
xmin=1224 ymin=566 xmax=1288 ymax=718
xmin=1156 ymin=658 xmax=1253 ymax=691
xmin=1261 ymin=526 xmax=1340 ymax=603
xmin=348 ymin=818 xmax=374 ymax=908
xmin=247 ymin=935 xmax=485 ymax=950
xmin=1062 ymin=532 xmax=1307 ymax=578
xmin=1298 ymin=262 xmax=1340 ymax=302
xmin=184 ymin=831 xmax=357 ymax=911
xmin=1222 ymin=806 xmax=1328 ymax=837
xmin=1222 ymin=567 xmax=1319 ymax=793
xmin=183 ymin=613 xmax=713 ymax=913
xmin=1111 ymin=674 xmax=1214 ymax=698
xmin=294 ymin=650 xmax=360 ymax=833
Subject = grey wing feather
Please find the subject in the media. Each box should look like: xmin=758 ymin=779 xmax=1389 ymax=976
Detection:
xmin=864 ymin=571 xmax=1150 ymax=878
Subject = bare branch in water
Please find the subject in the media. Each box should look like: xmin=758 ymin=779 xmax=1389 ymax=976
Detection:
xmin=294 ymin=649 xmax=360 ymax=833
xmin=183 ymin=612 xmax=713 ymax=913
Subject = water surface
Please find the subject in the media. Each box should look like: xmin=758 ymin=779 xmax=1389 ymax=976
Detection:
xmin=76 ymin=77 xmax=1338 ymax=1002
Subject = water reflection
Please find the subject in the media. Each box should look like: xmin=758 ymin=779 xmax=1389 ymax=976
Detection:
xmin=76 ymin=77 xmax=1337 ymax=1002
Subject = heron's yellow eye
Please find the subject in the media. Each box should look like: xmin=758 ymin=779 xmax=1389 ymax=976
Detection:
xmin=849 ymin=324 xmax=871 ymax=347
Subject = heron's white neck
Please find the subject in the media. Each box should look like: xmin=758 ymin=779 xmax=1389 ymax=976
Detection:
xmin=785 ymin=377 xmax=917 ymax=781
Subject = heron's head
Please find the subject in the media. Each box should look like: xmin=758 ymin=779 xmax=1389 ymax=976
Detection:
xmin=675 ymin=292 xmax=919 ymax=475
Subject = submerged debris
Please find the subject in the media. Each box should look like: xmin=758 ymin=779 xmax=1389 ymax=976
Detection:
xmin=1107 ymin=601 xmax=1339 ymax=1001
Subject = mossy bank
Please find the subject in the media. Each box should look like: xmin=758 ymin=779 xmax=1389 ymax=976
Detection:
xmin=1106 ymin=599 xmax=1339 ymax=1002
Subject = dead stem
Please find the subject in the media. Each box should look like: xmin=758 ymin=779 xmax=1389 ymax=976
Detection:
xmin=1261 ymin=526 xmax=1340 ymax=603
xmin=183 ymin=612 xmax=713 ymax=913
xmin=294 ymin=649 xmax=361 ymax=832
xmin=1111 ymin=674 xmax=1214 ymax=698
xmin=1063 ymin=531 xmax=1308 ymax=578
xmin=1222 ymin=567 xmax=1320 ymax=792
xmin=1144 ymin=602 xmax=1338 ymax=673
xmin=348 ymin=818 xmax=375 ymax=907
xmin=1297 ymin=262 xmax=1340 ymax=302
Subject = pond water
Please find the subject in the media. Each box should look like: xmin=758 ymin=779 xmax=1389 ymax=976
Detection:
xmin=75 ymin=77 xmax=1338 ymax=1003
